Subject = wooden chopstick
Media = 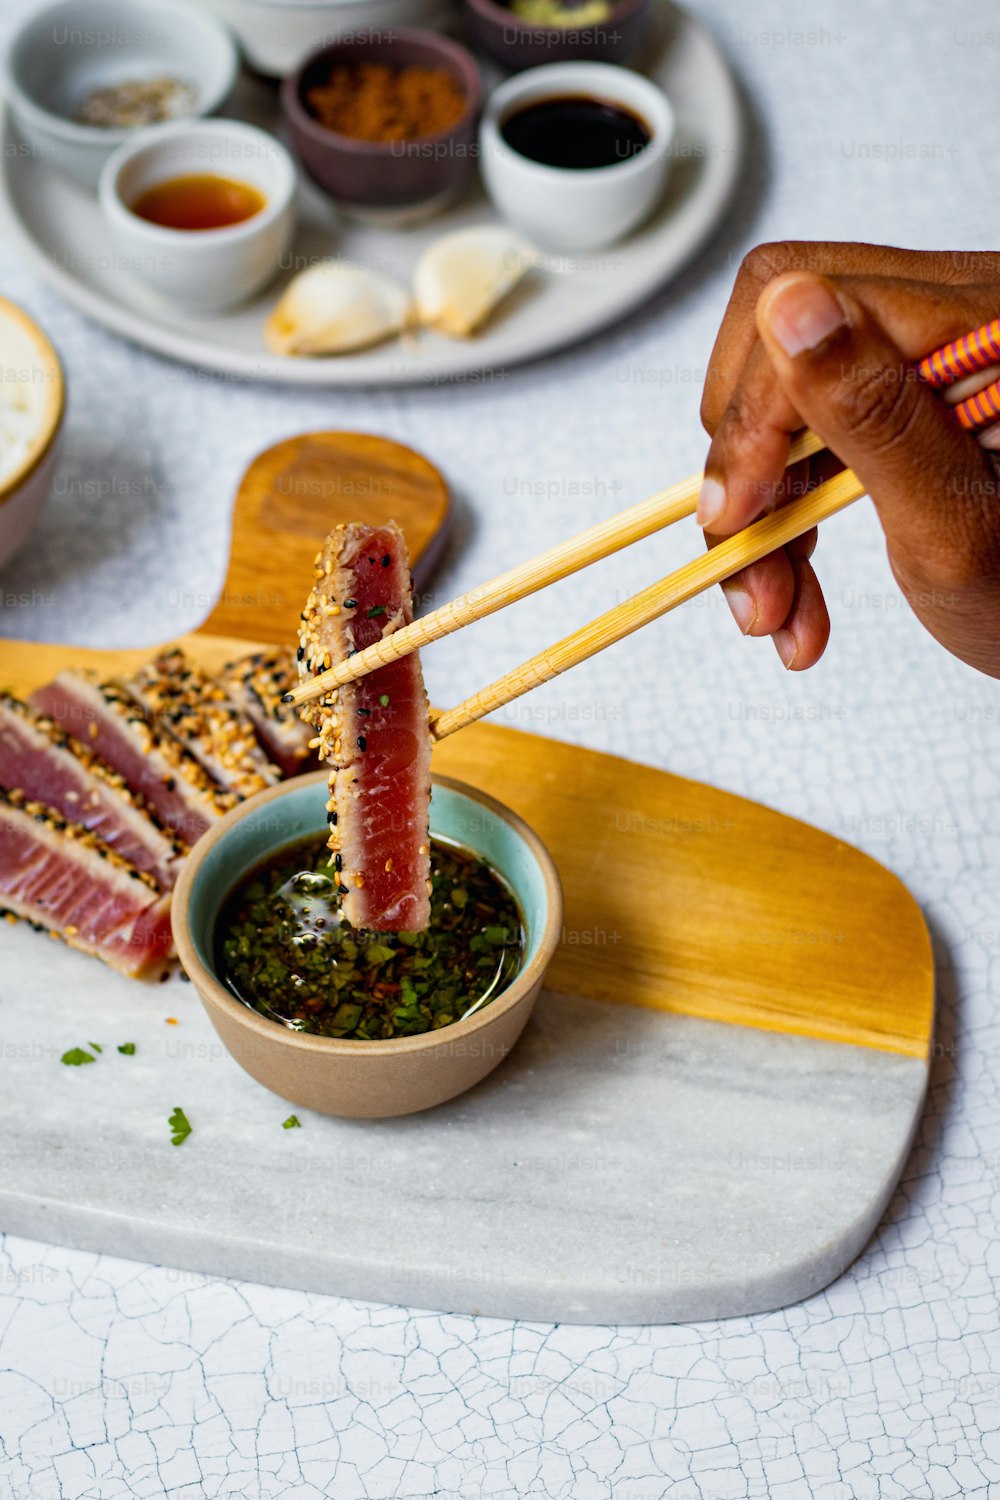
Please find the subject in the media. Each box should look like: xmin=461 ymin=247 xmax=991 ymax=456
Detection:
xmin=429 ymin=464 xmax=866 ymax=740
xmin=285 ymin=428 xmax=828 ymax=711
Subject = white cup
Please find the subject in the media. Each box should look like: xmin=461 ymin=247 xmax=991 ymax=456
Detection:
xmin=99 ymin=119 xmax=297 ymax=312
xmin=480 ymin=63 xmax=675 ymax=254
xmin=2 ymin=0 xmax=239 ymax=190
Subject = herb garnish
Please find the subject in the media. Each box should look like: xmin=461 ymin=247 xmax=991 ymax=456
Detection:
xmin=367 ymin=605 xmax=386 ymax=618
xmin=61 ymin=1047 xmax=95 ymax=1066
xmin=282 ymin=1115 xmax=301 ymax=1130
xmin=217 ymin=836 xmax=525 ymax=1040
xmin=168 ymin=1107 xmax=192 ymax=1146
xmin=118 ymin=1043 xmax=136 ymax=1055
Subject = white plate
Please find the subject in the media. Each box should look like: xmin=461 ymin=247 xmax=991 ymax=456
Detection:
xmin=0 ymin=1 xmax=742 ymax=387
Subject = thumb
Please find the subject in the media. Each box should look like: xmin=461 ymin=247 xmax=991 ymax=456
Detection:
xmin=755 ymin=272 xmax=996 ymax=586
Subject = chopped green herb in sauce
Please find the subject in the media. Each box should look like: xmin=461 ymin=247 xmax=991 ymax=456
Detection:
xmin=217 ymin=836 xmax=525 ymax=1041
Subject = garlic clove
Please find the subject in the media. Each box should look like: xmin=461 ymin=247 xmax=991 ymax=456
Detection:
xmin=265 ymin=261 xmax=411 ymax=357
xmin=413 ymin=226 xmax=538 ymax=339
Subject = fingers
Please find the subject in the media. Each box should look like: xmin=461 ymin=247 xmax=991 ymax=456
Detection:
xmin=772 ymin=559 xmax=831 ymax=670
xmin=701 ymin=243 xmax=1000 ymax=433
xmin=697 ymin=342 xmax=802 ymax=532
xmin=755 ymin=272 xmax=994 ymax=591
xmin=719 ymin=552 xmax=795 ymax=636
xmin=699 ymin=246 xmax=1000 ymax=676
xmin=787 ymin=525 xmax=818 ymax=562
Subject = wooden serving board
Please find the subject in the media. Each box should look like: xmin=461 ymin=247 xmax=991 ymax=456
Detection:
xmin=0 ymin=433 xmax=934 ymax=1323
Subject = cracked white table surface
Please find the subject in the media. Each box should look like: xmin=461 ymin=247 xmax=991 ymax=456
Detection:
xmin=1 ymin=0 xmax=999 ymax=1494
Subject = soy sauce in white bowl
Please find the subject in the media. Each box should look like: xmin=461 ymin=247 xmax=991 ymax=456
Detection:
xmin=501 ymin=94 xmax=651 ymax=170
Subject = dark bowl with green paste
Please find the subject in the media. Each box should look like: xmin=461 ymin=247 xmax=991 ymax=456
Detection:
xmin=172 ymin=773 xmax=563 ymax=1119
xmin=462 ymin=0 xmax=651 ymax=73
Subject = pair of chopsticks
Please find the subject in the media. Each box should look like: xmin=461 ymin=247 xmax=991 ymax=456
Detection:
xmin=288 ymin=317 xmax=1000 ymax=740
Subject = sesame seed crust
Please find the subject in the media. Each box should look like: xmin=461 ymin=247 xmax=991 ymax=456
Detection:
xmin=0 ymin=786 xmax=159 ymax=890
xmin=126 ymin=649 xmax=279 ymax=800
xmin=297 ymin=521 xmax=432 ymax=930
xmin=0 ymin=692 xmax=187 ymax=864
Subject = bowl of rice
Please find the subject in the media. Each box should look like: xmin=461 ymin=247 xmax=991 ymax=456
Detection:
xmin=0 ymin=298 xmax=65 ymax=572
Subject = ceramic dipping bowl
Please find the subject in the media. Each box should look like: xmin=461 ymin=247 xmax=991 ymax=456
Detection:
xmin=98 ymin=118 xmax=297 ymax=311
xmin=0 ymin=297 xmax=65 ymax=572
xmin=462 ymin=0 xmax=651 ymax=72
xmin=480 ymin=60 xmax=674 ymax=252
xmin=2 ymin=0 xmax=239 ymax=190
xmin=172 ymin=773 xmax=563 ymax=1119
xmin=281 ymin=29 xmax=483 ymax=220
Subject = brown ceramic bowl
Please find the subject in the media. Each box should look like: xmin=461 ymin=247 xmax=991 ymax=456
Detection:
xmin=172 ymin=772 xmax=563 ymax=1118
xmin=462 ymin=0 xmax=651 ymax=72
xmin=280 ymin=29 xmax=483 ymax=214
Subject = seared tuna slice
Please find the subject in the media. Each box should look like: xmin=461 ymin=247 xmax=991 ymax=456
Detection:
xmin=0 ymin=694 xmax=185 ymax=890
xmin=31 ymin=672 xmax=236 ymax=847
xmin=298 ymin=521 xmax=432 ymax=931
xmin=0 ymin=788 xmax=172 ymax=978
xmin=125 ymin=648 xmax=279 ymax=799
xmin=220 ymin=647 xmax=316 ymax=778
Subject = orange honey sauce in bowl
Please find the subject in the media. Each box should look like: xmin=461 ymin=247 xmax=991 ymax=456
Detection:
xmin=130 ymin=173 xmax=266 ymax=231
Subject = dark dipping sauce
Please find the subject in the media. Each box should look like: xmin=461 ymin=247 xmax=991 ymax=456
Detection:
xmin=216 ymin=834 xmax=526 ymax=1041
xmin=501 ymin=94 xmax=651 ymax=170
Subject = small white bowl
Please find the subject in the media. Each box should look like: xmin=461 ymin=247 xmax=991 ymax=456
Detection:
xmin=2 ymin=0 xmax=240 ymax=191
xmin=98 ymin=120 xmax=297 ymax=312
xmin=199 ymin=0 xmax=456 ymax=78
xmin=480 ymin=62 xmax=674 ymax=254
xmin=0 ymin=298 xmax=65 ymax=573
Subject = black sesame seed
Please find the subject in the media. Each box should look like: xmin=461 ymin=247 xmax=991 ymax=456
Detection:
xmin=338 ymin=884 xmax=349 ymax=896
xmin=296 ymin=646 xmax=304 ymax=661
xmin=330 ymin=811 xmax=338 ymax=825
xmin=381 ymin=554 xmax=391 ymax=567
xmin=357 ymin=735 xmax=367 ymax=751
xmin=358 ymin=707 xmax=371 ymax=717
xmin=343 ymin=598 xmax=357 ymax=609
xmin=334 ymin=854 xmax=343 ymax=871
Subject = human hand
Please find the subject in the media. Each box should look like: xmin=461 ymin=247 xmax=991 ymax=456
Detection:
xmin=698 ymin=242 xmax=1000 ymax=677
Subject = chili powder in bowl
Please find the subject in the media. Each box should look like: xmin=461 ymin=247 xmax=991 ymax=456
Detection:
xmin=281 ymin=29 xmax=483 ymax=218
xmin=305 ymin=61 xmax=468 ymax=144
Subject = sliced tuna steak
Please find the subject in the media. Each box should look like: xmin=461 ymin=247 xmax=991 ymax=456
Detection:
xmin=220 ymin=646 xmax=316 ymax=777
xmin=0 ymin=694 xmax=185 ymax=890
xmin=31 ymin=672 xmax=236 ymax=847
xmin=299 ymin=521 xmax=432 ymax=931
xmin=0 ymin=788 xmax=172 ymax=978
xmin=125 ymin=648 xmax=279 ymax=799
